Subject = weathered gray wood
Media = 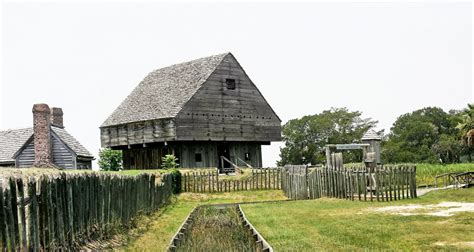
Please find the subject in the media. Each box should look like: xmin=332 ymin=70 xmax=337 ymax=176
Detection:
xmin=8 ymin=178 xmax=20 ymax=250
xmin=0 ymin=183 xmax=7 ymax=249
xmin=28 ymin=179 xmax=39 ymax=250
xmin=16 ymin=178 xmax=27 ymax=250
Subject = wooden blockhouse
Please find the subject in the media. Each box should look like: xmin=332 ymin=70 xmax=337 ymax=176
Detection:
xmin=100 ymin=53 xmax=281 ymax=171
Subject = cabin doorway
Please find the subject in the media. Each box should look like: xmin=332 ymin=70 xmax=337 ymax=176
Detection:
xmin=217 ymin=144 xmax=231 ymax=172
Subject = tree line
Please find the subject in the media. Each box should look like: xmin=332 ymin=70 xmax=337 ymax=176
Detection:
xmin=278 ymin=104 xmax=474 ymax=165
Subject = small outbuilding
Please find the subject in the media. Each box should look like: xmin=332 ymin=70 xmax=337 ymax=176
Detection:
xmin=361 ymin=129 xmax=382 ymax=164
xmin=100 ymin=52 xmax=282 ymax=171
xmin=0 ymin=104 xmax=94 ymax=169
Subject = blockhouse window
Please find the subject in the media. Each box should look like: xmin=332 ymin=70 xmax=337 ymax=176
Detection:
xmin=226 ymin=78 xmax=236 ymax=90
xmin=195 ymin=153 xmax=202 ymax=162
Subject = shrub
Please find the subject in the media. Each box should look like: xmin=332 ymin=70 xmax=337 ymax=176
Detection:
xmin=161 ymin=154 xmax=179 ymax=169
xmin=98 ymin=148 xmax=122 ymax=171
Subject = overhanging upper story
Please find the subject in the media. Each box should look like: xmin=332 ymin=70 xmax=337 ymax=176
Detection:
xmin=100 ymin=53 xmax=282 ymax=148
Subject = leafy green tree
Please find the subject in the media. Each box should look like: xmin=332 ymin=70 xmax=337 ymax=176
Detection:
xmin=456 ymin=104 xmax=474 ymax=161
xmin=278 ymin=108 xmax=377 ymax=166
xmin=382 ymin=107 xmax=461 ymax=163
xmin=161 ymin=154 xmax=179 ymax=169
xmin=98 ymin=148 xmax=122 ymax=171
xmin=431 ymin=134 xmax=462 ymax=163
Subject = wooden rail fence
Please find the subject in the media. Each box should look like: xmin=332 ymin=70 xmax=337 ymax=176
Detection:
xmin=182 ymin=168 xmax=282 ymax=193
xmin=0 ymin=172 xmax=173 ymax=251
xmin=282 ymin=165 xmax=417 ymax=201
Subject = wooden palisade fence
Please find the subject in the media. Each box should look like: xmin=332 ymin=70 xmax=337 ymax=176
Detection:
xmin=283 ymin=165 xmax=417 ymax=201
xmin=182 ymin=168 xmax=282 ymax=193
xmin=280 ymin=165 xmax=308 ymax=200
xmin=0 ymin=172 xmax=173 ymax=251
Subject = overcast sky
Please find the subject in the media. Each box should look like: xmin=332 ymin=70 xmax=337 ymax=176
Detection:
xmin=1 ymin=2 xmax=472 ymax=168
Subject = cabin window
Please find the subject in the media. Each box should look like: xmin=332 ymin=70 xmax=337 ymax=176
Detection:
xmin=195 ymin=153 xmax=202 ymax=162
xmin=226 ymin=78 xmax=236 ymax=90
xmin=245 ymin=152 xmax=251 ymax=161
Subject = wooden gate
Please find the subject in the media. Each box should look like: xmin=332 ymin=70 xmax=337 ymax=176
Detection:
xmin=281 ymin=165 xmax=308 ymax=200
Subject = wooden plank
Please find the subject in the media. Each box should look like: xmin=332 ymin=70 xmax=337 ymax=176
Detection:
xmin=28 ymin=179 xmax=39 ymax=251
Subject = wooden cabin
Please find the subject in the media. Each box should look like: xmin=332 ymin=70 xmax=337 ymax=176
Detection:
xmin=100 ymin=53 xmax=281 ymax=171
xmin=0 ymin=105 xmax=94 ymax=169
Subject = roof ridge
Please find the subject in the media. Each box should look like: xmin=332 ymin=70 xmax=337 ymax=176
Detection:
xmin=150 ymin=52 xmax=230 ymax=73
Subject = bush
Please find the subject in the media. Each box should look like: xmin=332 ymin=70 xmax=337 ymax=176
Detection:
xmin=161 ymin=154 xmax=179 ymax=169
xmin=98 ymin=148 xmax=122 ymax=171
xmin=166 ymin=168 xmax=182 ymax=193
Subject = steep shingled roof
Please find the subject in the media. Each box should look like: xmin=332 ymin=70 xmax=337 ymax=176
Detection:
xmin=0 ymin=126 xmax=93 ymax=163
xmin=101 ymin=53 xmax=229 ymax=127
xmin=51 ymin=127 xmax=93 ymax=157
xmin=0 ymin=128 xmax=33 ymax=164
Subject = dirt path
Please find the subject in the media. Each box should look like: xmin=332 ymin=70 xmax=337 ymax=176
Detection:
xmin=372 ymin=201 xmax=474 ymax=216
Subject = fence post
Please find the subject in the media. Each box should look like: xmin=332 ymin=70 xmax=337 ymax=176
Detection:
xmin=0 ymin=183 xmax=6 ymax=250
xmin=28 ymin=178 xmax=39 ymax=251
xmin=16 ymin=178 xmax=27 ymax=250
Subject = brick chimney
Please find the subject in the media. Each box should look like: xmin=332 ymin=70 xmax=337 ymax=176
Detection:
xmin=32 ymin=103 xmax=55 ymax=168
xmin=50 ymin=107 xmax=64 ymax=128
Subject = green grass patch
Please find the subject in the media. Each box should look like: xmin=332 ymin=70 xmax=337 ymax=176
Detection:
xmin=241 ymin=188 xmax=474 ymax=251
xmin=176 ymin=206 xmax=255 ymax=251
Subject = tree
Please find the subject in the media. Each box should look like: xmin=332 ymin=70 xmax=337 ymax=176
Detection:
xmin=98 ymin=148 xmax=122 ymax=171
xmin=456 ymin=103 xmax=474 ymax=161
xmin=431 ymin=134 xmax=462 ymax=163
xmin=278 ymin=108 xmax=377 ymax=166
xmin=161 ymin=154 xmax=179 ymax=169
xmin=382 ymin=107 xmax=461 ymax=163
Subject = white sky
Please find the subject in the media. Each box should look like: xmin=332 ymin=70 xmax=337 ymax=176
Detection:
xmin=1 ymin=2 xmax=472 ymax=168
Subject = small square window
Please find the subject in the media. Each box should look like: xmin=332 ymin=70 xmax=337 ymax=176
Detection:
xmin=245 ymin=152 xmax=251 ymax=161
xmin=226 ymin=79 xmax=236 ymax=90
xmin=195 ymin=153 xmax=202 ymax=162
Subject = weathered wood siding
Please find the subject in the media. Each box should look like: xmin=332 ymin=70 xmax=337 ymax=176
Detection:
xmin=121 ymin=141 xmax=263 ymax=169
xmin=16 ymin=135 xmax=77 ymax=169
xmin=123 ymin=147 xmax=164 ymax=170
xmin=178 ymin=142 xmax=217 ymax=168
xmin=51 ymin=134 xmax=75 ymax=169
xmin=175 ymin=54 xmax=281 ymax=142
xmin=16 ymin=140 xmax=35 ymax=168
xmin=101 ymin=119 xmax=176 ymax=148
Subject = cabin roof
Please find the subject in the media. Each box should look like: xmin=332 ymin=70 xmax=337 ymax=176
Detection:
xmin=361 ymin=129 xmax=382 ymax=141
xmin=0 ymin=126 xmax=93 ymax=163
xmin=101 ymin=53 xmax=229 ymax=127
xmin=0 ymin=127 xmax=33 ymax=164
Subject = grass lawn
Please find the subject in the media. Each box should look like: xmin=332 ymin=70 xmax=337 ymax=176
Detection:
xmin=241 ymin=188 xmax=474 ymax=251
xmin=122 ymin=190 xmax=286 ymax=251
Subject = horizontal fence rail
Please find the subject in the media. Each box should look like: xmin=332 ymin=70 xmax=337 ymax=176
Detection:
xmin=0 ymin=172 xmax=173 ymax=251
xmin=282 ymin=165 xmax=417 ymax=201
xmin=182 ymin=168 xmax=282 ymax=193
